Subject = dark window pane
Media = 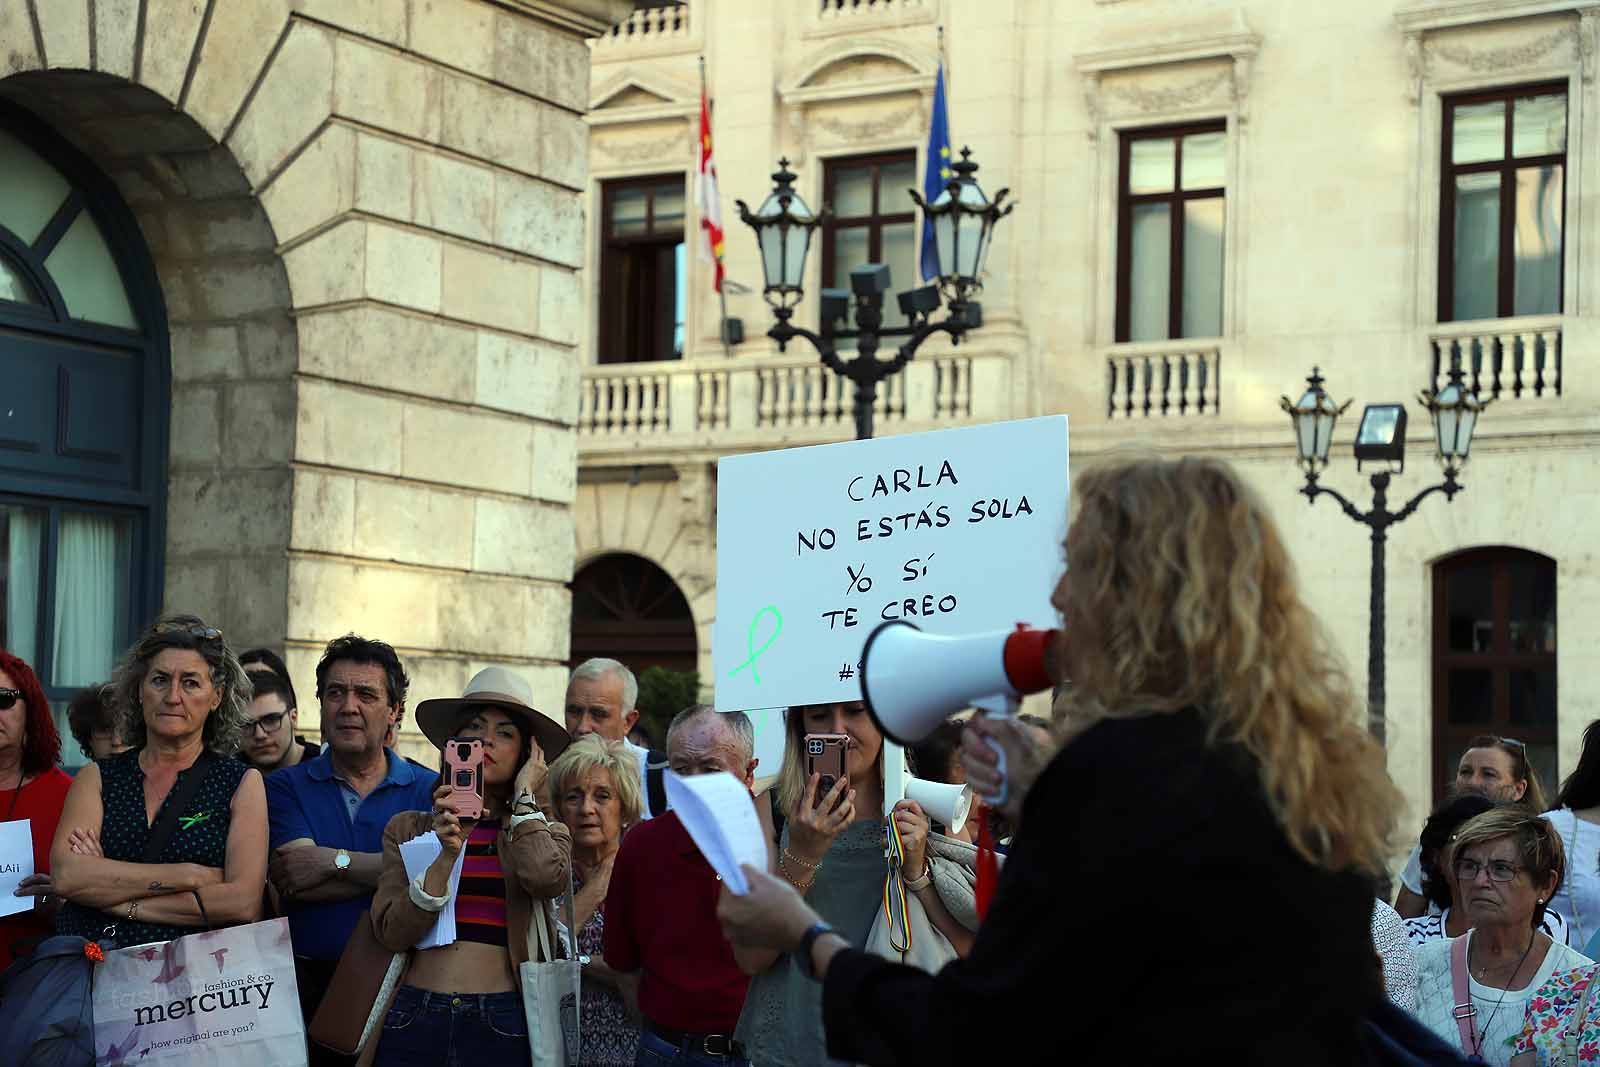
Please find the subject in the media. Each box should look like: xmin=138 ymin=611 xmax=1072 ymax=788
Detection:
xmin=1507 ymin=556 xmax=1557 ymax=653
xmin=653 ymin=184 xmax=686 ymax=233
xmin=1446 ymin=560 xmax=1495 ymax=652
xmin=610 ymin=186 xmax=648 ymax=236
xmin=1447 ymin=668 xmax=1494 ymax=724
xmin=1181 ymin=131 xmax=1225 ymax=190
xmin=1128 ymin=202 xmax=1171 ymax=342
xmin=830 ymin=165 xmax=874 ymax=218
xmin=1508 ymin=669 xmax=1556 ymax=726
xmin=1513 ymin=164 xmax=1563 ymax=316
xmin=1454 ymin=101 xmax=1506 ymax=165
xmin=879 ymin=160 xmax=916 ymax=213
xmin=831 ymin=226 xmax=869 ymax=291
xmin=672 ymin=242 xmax=685 ymax=358
xmin=880 ymin=222 xmax=917 ymax=328
xmin=1513 ymin=93 xmax=1567 ymax=158
xmin=1453 ymin=171 xmax=1501 ymax=321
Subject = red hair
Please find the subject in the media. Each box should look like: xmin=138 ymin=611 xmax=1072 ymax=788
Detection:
xmin=0 ymin=649 xmax=63 ymax=775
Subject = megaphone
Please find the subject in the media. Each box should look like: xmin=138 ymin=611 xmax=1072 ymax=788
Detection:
xmin=859 ymin=620 xmax=1057 ymax=746
xmin=905 ymin=776 xmax=974 ymax=834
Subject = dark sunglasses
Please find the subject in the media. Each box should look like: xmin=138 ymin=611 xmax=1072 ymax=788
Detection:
xmin=0 ymin=688 xmax=19 ymax=711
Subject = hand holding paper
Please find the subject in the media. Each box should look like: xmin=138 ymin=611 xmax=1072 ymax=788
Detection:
xmin=663 ymin=772 xmax=768 ymax=895
xmin=0 ymin=819 xmax=34 ymax=918
xmin=398 ymin=831 xmax=467 ymax=948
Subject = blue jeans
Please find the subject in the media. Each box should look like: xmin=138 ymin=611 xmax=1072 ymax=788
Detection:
xmin=634 ymin=1028 xmax=751 ymax=1067
xmin=372 ymin=986 xmax=528 ymax=1067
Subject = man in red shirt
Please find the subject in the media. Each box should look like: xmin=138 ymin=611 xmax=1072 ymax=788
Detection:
xmin=605 ymin=705 xmax=759 ymax=1066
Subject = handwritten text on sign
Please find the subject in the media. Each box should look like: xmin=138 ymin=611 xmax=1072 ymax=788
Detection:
xmin=714 ymin=416 xmax=1069 ymax=711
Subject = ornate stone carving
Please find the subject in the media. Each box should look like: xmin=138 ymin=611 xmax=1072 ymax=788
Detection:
xmin=593 ymin=130 xmax=690 ymax=165
xmin=1105 ymin=69 xmax=1230 ymax=112
xmin=1425 ymin=27 xmax=1572 ymax=73
xmin=1082 ymin=71 xmax=1102 ymax=141
xmin=1404 ymin=31 xmax=1425 ymax=103
xmin=812 ymin=105 xmax=919 ymax=143
xmin=1581 ymin=10 xmax=1599 ymax=83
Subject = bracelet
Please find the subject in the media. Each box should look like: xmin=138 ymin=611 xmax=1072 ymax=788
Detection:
xmin=192 ymin=888 xmax=211 ymax=929
xmin=902 ymin=867 xmax=933 ymax=892
xmin=778 ymin=853 xmax=815 ymax=891
xmin=126 ymin=899 xmax=140 ymax=922
xmin=781 ymin=848 xmax=821 ymax=871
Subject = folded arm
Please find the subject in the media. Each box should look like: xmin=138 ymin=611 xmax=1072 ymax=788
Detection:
xmin=269 ymin=840 xmax=382 ymax=905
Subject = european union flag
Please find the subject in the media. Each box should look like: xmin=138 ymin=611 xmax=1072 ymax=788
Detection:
xmin=920 ymin=61 xmax=951 ymax=282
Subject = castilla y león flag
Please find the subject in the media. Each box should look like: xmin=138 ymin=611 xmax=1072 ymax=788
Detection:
xmin=698 ymin=90 xmax=725 ymax=293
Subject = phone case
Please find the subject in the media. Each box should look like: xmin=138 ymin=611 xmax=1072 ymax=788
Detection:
xmin=805 ymin=733 xmax=849 ymax=807
xmin=443 ymin=737 xmax=484 ymax=820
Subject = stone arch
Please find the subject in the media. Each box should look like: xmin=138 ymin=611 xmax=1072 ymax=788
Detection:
xmin=0 ymin=65 xmax=297 ymax=650
xmin=570 ymin=552 xmax=698 ymax=675
xmin=787 ymin=37 xmax=934 ymax=94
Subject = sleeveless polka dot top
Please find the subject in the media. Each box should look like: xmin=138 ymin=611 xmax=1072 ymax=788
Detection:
xmin=56 ymin=748 xmax=249 ymax=948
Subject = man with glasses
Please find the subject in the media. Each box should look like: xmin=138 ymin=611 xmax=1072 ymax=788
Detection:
xmin=264 ymin=635 xmax=438 ymax=1065
xmin=240 ymin=671 xmax=316 ymax=774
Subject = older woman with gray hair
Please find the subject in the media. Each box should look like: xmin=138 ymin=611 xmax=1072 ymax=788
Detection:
xmin=51 ymin=614 xmax=267 ymax=949
xmin=549 ymin=733 xmax=644 ymax=1066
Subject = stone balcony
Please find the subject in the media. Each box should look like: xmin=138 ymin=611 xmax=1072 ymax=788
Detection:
xmin=591 ymin=1 xmax=698 ymax=56
xmin=576 ymin=346 xmax=1013 ymax=457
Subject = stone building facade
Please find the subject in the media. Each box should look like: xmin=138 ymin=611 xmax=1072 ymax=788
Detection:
xmin=0 ymin=0 xmax=629 ymax=762
xmin=576 ymin=0 xmax=1600 ymax=837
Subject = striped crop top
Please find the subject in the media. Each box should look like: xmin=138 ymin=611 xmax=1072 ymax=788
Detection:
xmin=457 ymin=824 xmax=508 ymax=947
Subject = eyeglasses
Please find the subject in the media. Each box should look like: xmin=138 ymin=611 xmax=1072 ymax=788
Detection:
xmin=0 ymin=688 xmax=20 ymax=711
xmin=245 ymin=711 xmax=288 ymax=737
xmin=1455 ymin=857 xmax=1526 ymax=884
xmin=155 ymin=621 xmax=223 ymax=643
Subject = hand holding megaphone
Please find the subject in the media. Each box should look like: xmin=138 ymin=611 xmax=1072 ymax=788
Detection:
xmin=960 ymin=715 xmax=1049 ymax=825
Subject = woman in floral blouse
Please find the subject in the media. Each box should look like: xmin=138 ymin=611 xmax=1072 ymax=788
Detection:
xmin=550 ymin=735 xmax=643 ymax=1066
xmin=1512 ymin=965 xmax=1600 ymax=1066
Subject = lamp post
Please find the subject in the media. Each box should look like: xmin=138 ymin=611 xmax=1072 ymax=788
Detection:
xmin=737 ymin=150 xmax=1013 ymax=440
xmin=1280 ymin=361 xmax=1490 ymax=745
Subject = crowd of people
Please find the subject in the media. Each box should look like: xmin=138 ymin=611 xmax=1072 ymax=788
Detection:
xmin=5 ymin=455 xmax=1600 ymax=1065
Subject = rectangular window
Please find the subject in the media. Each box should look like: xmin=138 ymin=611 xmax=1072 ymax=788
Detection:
xmin=821 ymin=153 xmax=919 ymax=329
xmin=1115 ymin=123 xmax=1227 ymax=343
xmin=598 ymin=175 xmax=686 ymax=363
xmin=1440 ymin=84 xmax=1567 ymax=322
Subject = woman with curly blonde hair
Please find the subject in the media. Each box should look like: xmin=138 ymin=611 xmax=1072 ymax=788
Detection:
xmin=51 ymin=614 xmax=267 ymax=949
xmin=716 ymin=456 xmax=1406 ymax=1066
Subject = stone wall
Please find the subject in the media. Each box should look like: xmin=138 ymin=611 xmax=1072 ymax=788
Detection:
xmin=1 ymin=0 xmax=630 ymax=755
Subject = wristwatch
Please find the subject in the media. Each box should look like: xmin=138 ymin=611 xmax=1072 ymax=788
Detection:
xmin=795 ymin=920 xmax=837 ymax=982
xmin=333 ymin=848 xmax=352 ymax=875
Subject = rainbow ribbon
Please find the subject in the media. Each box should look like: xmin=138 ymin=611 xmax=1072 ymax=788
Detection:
xmin=883 ymin=815 xmax=913 ymax=955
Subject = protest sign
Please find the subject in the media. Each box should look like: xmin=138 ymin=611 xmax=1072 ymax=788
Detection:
xmin=0 ymin=819 xmax=32 ymax=918
xmin=93 ymin=917 xmax=306 ymax=1067
xmin=714 ymin=415 xmax=1069 ymax=711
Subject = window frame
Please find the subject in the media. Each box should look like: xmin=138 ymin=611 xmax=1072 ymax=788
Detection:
xmin=820 ymin=149 xmax=918 ymax=296
xmin=1114 ymin=120 xmax=1228 ymax=344
xmin=1437 ymin=80 xmax=1569 ymax=323
xmin=597 ymin=172 xmax=687 ymax=365
xmin=1430 ymin=547 xmax=1558 ymax=808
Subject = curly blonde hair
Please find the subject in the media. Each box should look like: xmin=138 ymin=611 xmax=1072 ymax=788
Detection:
xmin=111 ymin=614 xmax=252 ymax=757
xmin=1059 ymin=456 xmax=1400 ymax=874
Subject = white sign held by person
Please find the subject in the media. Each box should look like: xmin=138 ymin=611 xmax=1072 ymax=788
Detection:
xmin=714 ymin=415 xmax=1069 ymax=711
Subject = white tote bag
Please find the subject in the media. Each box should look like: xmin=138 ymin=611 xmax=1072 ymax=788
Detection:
xmin=92 ymin=916 xmax=307 ymax=1066
xmin=519 ymin=898 xmax=581 ymax=1067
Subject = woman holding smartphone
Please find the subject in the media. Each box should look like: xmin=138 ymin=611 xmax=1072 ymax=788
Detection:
xmin=369 ymin=668 xmax=572 ymax=1066
xmin=734 ymin=701 xmax=965 ymax=1066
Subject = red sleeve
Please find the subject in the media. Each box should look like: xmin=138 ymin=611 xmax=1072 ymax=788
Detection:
xmin=602 ymin=826 xmax=643 ymax=974
xmin=22 ymin=769 xmax=72 ymax=874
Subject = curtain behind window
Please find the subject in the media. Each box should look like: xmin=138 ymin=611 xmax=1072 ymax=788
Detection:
xmin=2 ymin=507 xmax=43 ymax=663
xmin=51 ymin=512 xmax=128 ymax=687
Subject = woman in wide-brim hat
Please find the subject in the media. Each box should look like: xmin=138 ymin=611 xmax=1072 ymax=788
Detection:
xmin=368 ymin=667 xmax=573 ymax=1067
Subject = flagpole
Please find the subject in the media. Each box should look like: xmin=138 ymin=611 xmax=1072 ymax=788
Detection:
xmin=701 ymin=55 xmax=733 ymax=360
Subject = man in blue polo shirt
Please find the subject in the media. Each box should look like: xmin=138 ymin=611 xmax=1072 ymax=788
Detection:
xmin=265 ymin=634 xmax=437 ymax=1063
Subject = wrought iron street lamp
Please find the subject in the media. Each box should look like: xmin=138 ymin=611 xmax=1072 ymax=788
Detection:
xmin=738 ymin=148 xmax=1013 ymax=440
xmin=1280 ymin=360 xmax=1490 ymax=745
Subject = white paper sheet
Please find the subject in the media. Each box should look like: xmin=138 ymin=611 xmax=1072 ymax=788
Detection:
xmin=398 ymin=831 xmax=466 ymax=948
xmin=663 ymin=771 xmax=767 ymax=895
xmin=0 ymin=819 xmax=33 ymax=918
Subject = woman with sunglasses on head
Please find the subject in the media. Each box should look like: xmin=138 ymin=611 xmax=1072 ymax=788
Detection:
xmin=49 ymin=615 xmax=268 ymax=949
xmin=368 ymin=668 xmax=572 ymax=1067
xmin=0 ymin=650 xmax=74 ymax=963
xmin=1413 ymin=808 xmax=1590 ymax=1065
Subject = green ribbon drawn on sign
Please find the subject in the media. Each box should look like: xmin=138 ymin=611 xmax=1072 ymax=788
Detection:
xmin=729 ymin=605 xmax=783 ymax=685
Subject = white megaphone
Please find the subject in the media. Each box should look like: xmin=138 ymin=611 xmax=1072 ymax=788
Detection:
xmin=859 ymin=621 xmax=1057 ymax=746
xmin=905 ymin=776 xmax=974 ymax=835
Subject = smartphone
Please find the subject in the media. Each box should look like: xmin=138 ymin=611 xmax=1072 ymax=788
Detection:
xmin=805 ymin=733 xmax=849 ymax=809
xmin=443 ymin=737 xmax=485 ymax=820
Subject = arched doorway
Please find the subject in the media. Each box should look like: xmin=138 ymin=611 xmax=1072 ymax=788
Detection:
xmin=1432 ymin=547 xmax=1558 ymax=805
xmin=0 ymin=98 xmax=168 ymax=746
xmin=570 ymin=553 xmax=697 ymax=674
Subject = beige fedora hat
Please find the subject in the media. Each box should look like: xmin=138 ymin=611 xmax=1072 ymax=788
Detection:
xmin=414 ymin=666 xmax=570 ymax=762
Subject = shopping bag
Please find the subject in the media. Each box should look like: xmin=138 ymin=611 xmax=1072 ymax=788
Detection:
xmin=91 ymin=917 xmax=306 ymax=1067
xmin=520 ymin=894 xmax=580 ymax=1067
